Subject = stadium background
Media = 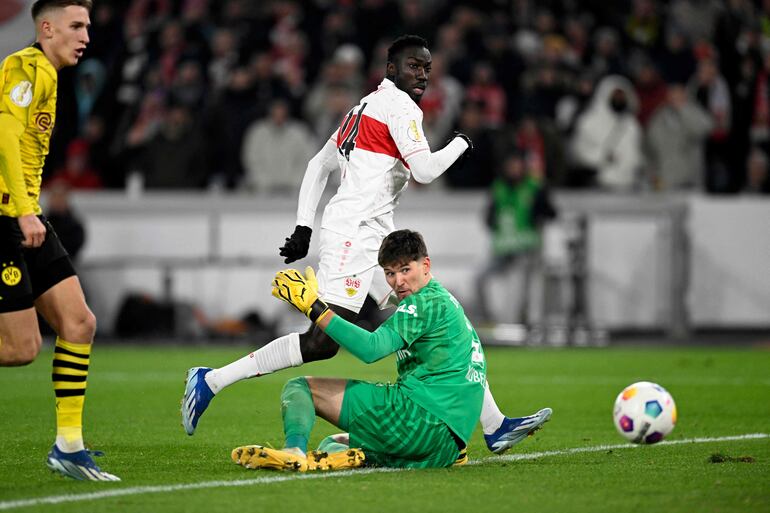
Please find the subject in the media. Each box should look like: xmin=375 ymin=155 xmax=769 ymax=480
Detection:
xmin=1 ymin=0 xmax=768 ymax=344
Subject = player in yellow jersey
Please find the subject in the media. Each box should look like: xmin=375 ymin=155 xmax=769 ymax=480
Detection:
xmin=0 ymin=0 xmax=119 ymax=481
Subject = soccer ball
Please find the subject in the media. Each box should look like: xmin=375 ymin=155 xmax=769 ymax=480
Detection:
xmin=613 ymin=381 xmax=677 ymax=444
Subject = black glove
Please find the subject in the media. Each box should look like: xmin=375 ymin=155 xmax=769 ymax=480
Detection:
xmin=450 ymin=131 xmax=473 ymax=162
xmin=279 ymin=225 xmax=312 ymax=264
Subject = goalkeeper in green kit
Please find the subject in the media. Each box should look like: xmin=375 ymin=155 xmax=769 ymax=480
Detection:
xmin=232 ymin=229 xmax=494 ymax=470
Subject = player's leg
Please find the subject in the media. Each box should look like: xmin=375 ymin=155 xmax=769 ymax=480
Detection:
xmin=183 ymin=227 xmax=380 ymax=435
xmin=481 ymin=380 xmax=553 ymax=454
xmin=0 ymin=217 xmax=42 ymax=366
xmin=0 ymin=309 xmax=42 ymax=366
xmin=35 ymin=271 xmax=119 ymax=481
xmin=231 ymin=376 xmax=364 ymax=471
xmin=29 ymin=216 xmax=118 ymax=480
xmin=340 ymin=381 xmax=462 ymax=468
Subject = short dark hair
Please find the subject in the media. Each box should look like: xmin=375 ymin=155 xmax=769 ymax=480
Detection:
xmin=378 ymin=229 xmax=428 ymax=267
xmin=386 ymin=35 xmax=429 ymax=64
xmin=32 ymin=0 xmax=92 ymax=20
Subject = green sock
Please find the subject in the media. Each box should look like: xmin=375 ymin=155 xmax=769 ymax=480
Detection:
xmin=317 ymin=435 xmax=349 ymax=453
xmin=281 ymin=377 xmax=315 ymax=453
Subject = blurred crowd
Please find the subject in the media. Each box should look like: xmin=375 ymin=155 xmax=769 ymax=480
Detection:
xmin=42 ymin=0 xmax=770 ymax=194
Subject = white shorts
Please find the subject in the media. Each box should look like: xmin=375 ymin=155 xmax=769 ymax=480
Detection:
xmin=316 ymin=223 xmax=395 ymax=313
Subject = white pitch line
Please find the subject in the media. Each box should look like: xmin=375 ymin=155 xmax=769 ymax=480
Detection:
xmin=1 ymin=433 xmax=767 ymax=511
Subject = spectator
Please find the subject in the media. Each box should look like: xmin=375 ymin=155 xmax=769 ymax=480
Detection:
xmin=44 ymin=184 xmax=87 ymax=263
xmin=646 ymin=84 xmax=713 ymax=190
xmin=140 ymin=103 xmax=209 ymax=189
xmin=632 ymin=56 xmax=669 ymax=128
xmin=241 ymin=99 xmax=316 ymax=193
xmin=208 ymin=28 xmax=240 ymax=94
xmin=555 ymin=72 xmax=596 ymax=136
xmin=443 ymin=100 xmax=496 ymax=189
xmin=303 ymin=45 xmax=364 ymax=138
xmin=623 ymin=0 xmax=662 ymax=51
xmin=465 ymin=61 xmax=507 ymax=128
xmin=475 ymin=150 xmax=556 ymax=324
xmin=48 ymin=140 xmax=104 ymax=190
xmin=74 ymin=59 xmax=106 ymax=131
xmin=417 ymin=53 xmax=464 ymax=147
xmin=689 ymin=56 xmax=733 ymax=192
xmin=655 ymin=26 xmax=696 ymax=84
xmin=745 ymin=146 xmax=770 ymax=193
xmin=588 ymin=27 xmax=626 ymax=77
xmin=169 ymin=60 xmax=207 ymax=109
xmin=568 ymin=75 xmax=644 ymax=190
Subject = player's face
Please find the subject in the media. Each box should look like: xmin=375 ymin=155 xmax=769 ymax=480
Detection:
xmin=383 ymin=257 xmax=431 ymax=300
xmin=390 ymin=47 xmax=432 ymax=104
xmin=42 ymin=6 xmax=91 ymax=69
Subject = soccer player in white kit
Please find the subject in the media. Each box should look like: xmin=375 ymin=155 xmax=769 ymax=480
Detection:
xmin=182 ymin=35 xmax=551 ymax=455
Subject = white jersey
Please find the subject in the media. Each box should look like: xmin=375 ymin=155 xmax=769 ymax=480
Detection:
xmin=298 ymin=78 xmax=431 ymax=238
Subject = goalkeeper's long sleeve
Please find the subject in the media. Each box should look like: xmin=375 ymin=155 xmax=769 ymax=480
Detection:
xmin=324 ymin=315 xmax=405 ymax=364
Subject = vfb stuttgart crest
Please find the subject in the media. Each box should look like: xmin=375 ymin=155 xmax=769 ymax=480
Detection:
xmin=2 ymin=263 xmax=22 ymax=286
xmin=344 ymin=276 xmax=361 ymax=297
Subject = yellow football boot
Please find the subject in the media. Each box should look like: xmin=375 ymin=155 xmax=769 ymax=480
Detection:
xmin=231 ymin=445 xmax=308 ymax=472
xmin=306 ymin=448 xmax=366 ymax=471
xmin=453 ymin=447 xmax=468 ymax=466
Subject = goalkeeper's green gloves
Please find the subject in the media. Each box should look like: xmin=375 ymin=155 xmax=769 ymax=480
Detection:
xmin=272 ymin=266 xmax=331 ymax=324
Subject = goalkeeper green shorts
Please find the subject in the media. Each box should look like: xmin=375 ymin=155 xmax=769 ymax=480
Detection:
xmin=339 ymin=380 xmax=461 ymax=468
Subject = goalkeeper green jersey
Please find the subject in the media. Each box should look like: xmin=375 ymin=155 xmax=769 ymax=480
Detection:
xmin=383 ymin=278 xmax=487 ymax=443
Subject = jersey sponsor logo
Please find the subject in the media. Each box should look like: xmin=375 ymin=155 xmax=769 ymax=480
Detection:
xmin=407 ymin=120 xmax=422 ymax=142
xmin=1 ymin=262 xmax=22 ymax=286
xmin=396 ymin=303 xmax=417 ymax=316
xmin=9 ymin=80 xmax=33 ymax=107
xmin=35 ymin=112 xmax=52 ymax=132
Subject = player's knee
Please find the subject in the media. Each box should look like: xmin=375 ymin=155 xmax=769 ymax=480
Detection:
xmin=299 ymin=331 xmax=339 ymax=362
xmin=60 ymin=309 xmax=97 ymax=342
xmin=0 ymin=332 xmax=42 ymax=366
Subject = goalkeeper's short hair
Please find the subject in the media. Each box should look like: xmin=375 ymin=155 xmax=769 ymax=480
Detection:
xmin=378 ymin=229 xmax=428 ymax=267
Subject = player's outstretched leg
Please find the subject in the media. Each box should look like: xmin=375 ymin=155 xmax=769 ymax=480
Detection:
xmin=484 ymin=407 xmax=553 ymax=454
xmin=46 ymin=445 xmax=120 ymax=481
xmin=181 ymin=366 xmax=215 ymax=435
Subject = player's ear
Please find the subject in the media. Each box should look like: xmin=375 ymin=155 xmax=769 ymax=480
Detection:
xmin=386 ymin=60 xmax=396 ymax=76
xmin=422 ymin=256 xmax=431 ymax=275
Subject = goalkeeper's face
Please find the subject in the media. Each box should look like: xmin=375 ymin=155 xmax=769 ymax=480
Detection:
xmin=383 ymin=257 xmax=432 ymax=300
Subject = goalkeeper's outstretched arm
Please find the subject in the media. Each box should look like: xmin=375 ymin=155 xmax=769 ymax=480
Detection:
xmin=271 ymin=267 xmax=404 ymax=363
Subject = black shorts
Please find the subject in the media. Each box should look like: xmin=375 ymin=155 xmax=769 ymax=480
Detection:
xmin=0 ymin=215 xmax=76 ymax=313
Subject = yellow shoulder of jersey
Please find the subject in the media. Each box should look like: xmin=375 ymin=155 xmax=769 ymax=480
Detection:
xmin=1 ymin=46 xmax=57 ymax=96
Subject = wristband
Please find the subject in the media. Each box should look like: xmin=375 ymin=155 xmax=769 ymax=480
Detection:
xmin=308 ymin=299 xmax=330 ymax=323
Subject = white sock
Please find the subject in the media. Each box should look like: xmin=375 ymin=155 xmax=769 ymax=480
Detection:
xmin=205 ymin=333 xmax=303 ymax=394
xmin=55 ymin=436 xmax=85 ymax=453
xmin=480 ymin=381 xmax=506 ymax=434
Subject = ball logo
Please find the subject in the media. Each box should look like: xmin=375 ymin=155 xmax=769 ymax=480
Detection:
xmin=35 ymin=112 xmax=52 ymax=132
xmin=10 ymin=80 xmax=32 ymax=107
xmin=1 ymin=264 xmax=22 ymax=286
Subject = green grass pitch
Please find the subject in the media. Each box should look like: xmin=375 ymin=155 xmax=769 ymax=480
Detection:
xmin=1 ymin=344 xmax=768 ymax=513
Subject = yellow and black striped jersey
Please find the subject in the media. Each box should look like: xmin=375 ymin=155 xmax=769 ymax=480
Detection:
xmin=0 ymin=44 xmax=58 ymax=217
